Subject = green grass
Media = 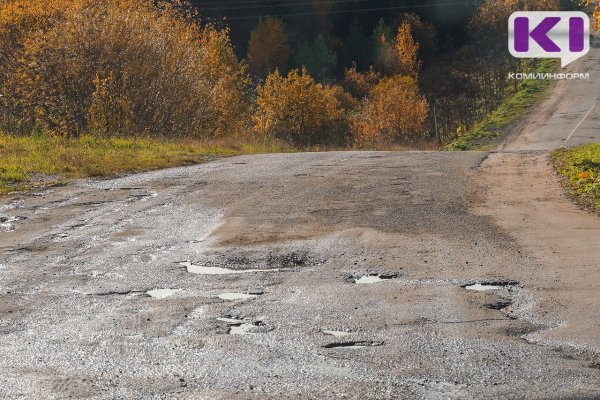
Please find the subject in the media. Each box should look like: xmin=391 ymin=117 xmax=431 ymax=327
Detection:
xmin=552 ymin=143 xmax=600 ymax=214
xmin=0 ymin=133 xmax=292 ymax=194
xmin=447 ymin=59 xmax=558 ymax=151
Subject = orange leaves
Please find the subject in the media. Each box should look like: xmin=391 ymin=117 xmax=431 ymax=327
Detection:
xmin=0 ymin=0 xmax=251 ymax=138
xmin=350 ymin=76 xmax=429 ymax=147
xmin=395 ymin=21 xmax=421 ymax=78
xmin=345 ymin=17 xmax=428 ymax=147
xmin=253 ymin=68 xmax=347 ymax=146
xmin=578 ymin=171 xmax=591 ymax=179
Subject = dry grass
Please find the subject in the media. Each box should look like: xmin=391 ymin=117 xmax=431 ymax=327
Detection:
xmin=0 ymin=133 xmax=292 ymax=194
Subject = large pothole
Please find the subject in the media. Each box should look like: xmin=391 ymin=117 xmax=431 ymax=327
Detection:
xmin=181 ymin=261 xmax=284 ymax=275
xmin=216 ymin=316 xmax=269 ymax=335
xmin=217 ymin=292 xmax=261 ymax=301
xmin=462 ymin=280 xmax=518 ymax=291
xmin=146 ymin=289 xmax=183 ymax=299
xmin=350 ymin=272 xmax=399 ymax=284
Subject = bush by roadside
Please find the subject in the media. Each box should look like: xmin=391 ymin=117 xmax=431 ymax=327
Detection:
xmin=0 ymin=0 xmax=251 ymax=138
xmin=552 ymin=143 xmax=600 ymax=214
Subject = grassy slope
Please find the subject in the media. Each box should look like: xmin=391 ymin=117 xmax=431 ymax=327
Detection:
xmin=0 ymin=133 xmax=291 ymax=194
xmin=552 ymin=143 xmax=600 ymax=214
xmin=447 ymin=59 xmax=558 ymax=151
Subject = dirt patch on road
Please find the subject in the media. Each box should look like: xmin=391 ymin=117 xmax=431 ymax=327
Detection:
xmin=475 ymin=153 xmax=600 ymax=350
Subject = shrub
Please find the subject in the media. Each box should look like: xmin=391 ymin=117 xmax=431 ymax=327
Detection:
xmin=342 ymin=65 xmax=382 ymax=100
xmin=0 ymin=0 xmax=251 ymax=138
xmin=253 ymin=68 xmax=350 ymax=146
xmin=351 ymin=75 xmax=429 ymax=147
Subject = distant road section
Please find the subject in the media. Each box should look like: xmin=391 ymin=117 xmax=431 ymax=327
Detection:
xmin=503 ymin=34 xmax=600 ymax=151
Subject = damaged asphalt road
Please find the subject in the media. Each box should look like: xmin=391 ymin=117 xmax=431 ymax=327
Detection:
xmin=1 ymin=150 xmax=600 ymax=399
xmin=1 ymin=36 xmax=599 ymax=400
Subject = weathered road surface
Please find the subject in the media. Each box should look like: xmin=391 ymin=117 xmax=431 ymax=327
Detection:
xmin=1 ymin=41 xmax=600 ymax=400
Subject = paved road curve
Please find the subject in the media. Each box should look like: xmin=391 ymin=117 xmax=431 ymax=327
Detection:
xmin=0 ymin=39 xmax=599 ymax=400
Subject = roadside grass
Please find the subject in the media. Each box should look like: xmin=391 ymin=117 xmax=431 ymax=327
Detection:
xmin=447 ymin=59 xmax=558 ymax=151
xmin=552 ymin=143 xmax=600 ymax=214
xmin=0 ymin=133 xmax=292 ymax=194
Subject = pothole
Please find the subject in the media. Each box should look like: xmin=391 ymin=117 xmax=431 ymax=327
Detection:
xmin=189 ymin=250 xmax=320 ymax=273
xmin=505 ymin=321 xmax=543 ymax=338
xmin=216 ymin=316 xmax=267 ymax=335
xmin=146 ymin=289 xmax=183 ymax=299
xmin=462 ymin=281 xmax=517 ymax=291
xmin=217 ymin=292 xmax=260 ymax=301
xmin=181 ymin=261 xmax=283 ymax=275
xmin=0 ymin=216 xmax=26 ymax=232
xmin=322 ymin=329 xmax=351 ymax=337
xmin=351 ymin=273 xmax=399 ymax=284
xmin=323 ymin=340 xmax=384 ymax=349
xmin=485 ymin=301 xmax=512 ymax=311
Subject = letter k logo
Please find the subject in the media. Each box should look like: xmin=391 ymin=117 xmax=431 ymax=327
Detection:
xmin=514 ymin=17 xmax=561 ymax=52
xmin=508 ymin=12 xmax=590 ymax=67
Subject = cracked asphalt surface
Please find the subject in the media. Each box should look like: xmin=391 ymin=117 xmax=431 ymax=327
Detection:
xmin=1 ymin=38 xmax=600 ymax=400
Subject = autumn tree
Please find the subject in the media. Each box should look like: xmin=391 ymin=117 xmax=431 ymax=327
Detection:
xmin=351 ymin=76 xmax=429 ymax=147
xmin=0 ymin=0 xmax=251 ymax=138
xmin=247 ymin=17 xmax=291 ymax=77
xmin=370 ymin=18 xmax=421 ymax=77
xmin=400 ymin=13 xmax=437 ymax=65
xmin=395 ymin=20 xmax=421 ymax=78
xmin=253 ymin=68 xmax=350 ymax=146
xmin=578 ymin=0 xmax=600 ymax=30
xmin=471 ymin=0 xmax=560 ymax=39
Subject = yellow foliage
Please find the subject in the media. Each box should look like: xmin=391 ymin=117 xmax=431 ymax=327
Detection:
xmin=342 ymin=65 xmax=382 ymax=99
xmin=351 ymin=75 xmax=429 ymax=146
xmin=471 ymin=0 xmax=560 ymax=36
xmin=395 ymin=21 xmax=421 ymax=78
xmin=253 ymin=68 xmax=348 ymax=146
xmin=0 ymin=0 xmax=251 ymax=137
xmin=373 ymin=18 xmax=421 ymax=77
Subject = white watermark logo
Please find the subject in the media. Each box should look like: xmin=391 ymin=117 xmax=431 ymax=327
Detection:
xmin=508 ymin=72 xmax=590 ymax=80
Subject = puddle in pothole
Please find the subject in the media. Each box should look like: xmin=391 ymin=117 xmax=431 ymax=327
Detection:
xmin=353 ymin=273 xmax=398 ymax=284
xmin=323 ymin=340 xmax=384 ymax=349
xmin=146 ymin=289 xmax=183 ymax=298
xmin=464 ymin=283 xmax=502 ymax=291
xmin=216 ymin=317 xmax=266 ymax=335
xmin=181 ymin=261 xmax=282 ymax=275
xmin=218 ymin=293 xmax=259 ymax=301
xmin=229 ymin=323 xmax=255 ymax=335
xmin=463 ymin=280 xmax=518 ymax=291
xmin=462 ymin=280 xmax=518 ymax=292
xmin=323 ymin=330 xmax=351 ymax=337
xmin=0 ymin=216 xmax=27 ymax=232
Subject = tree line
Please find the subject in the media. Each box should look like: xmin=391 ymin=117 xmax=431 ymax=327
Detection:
xmin=0 ymin=0 xmax=596 ymax=147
